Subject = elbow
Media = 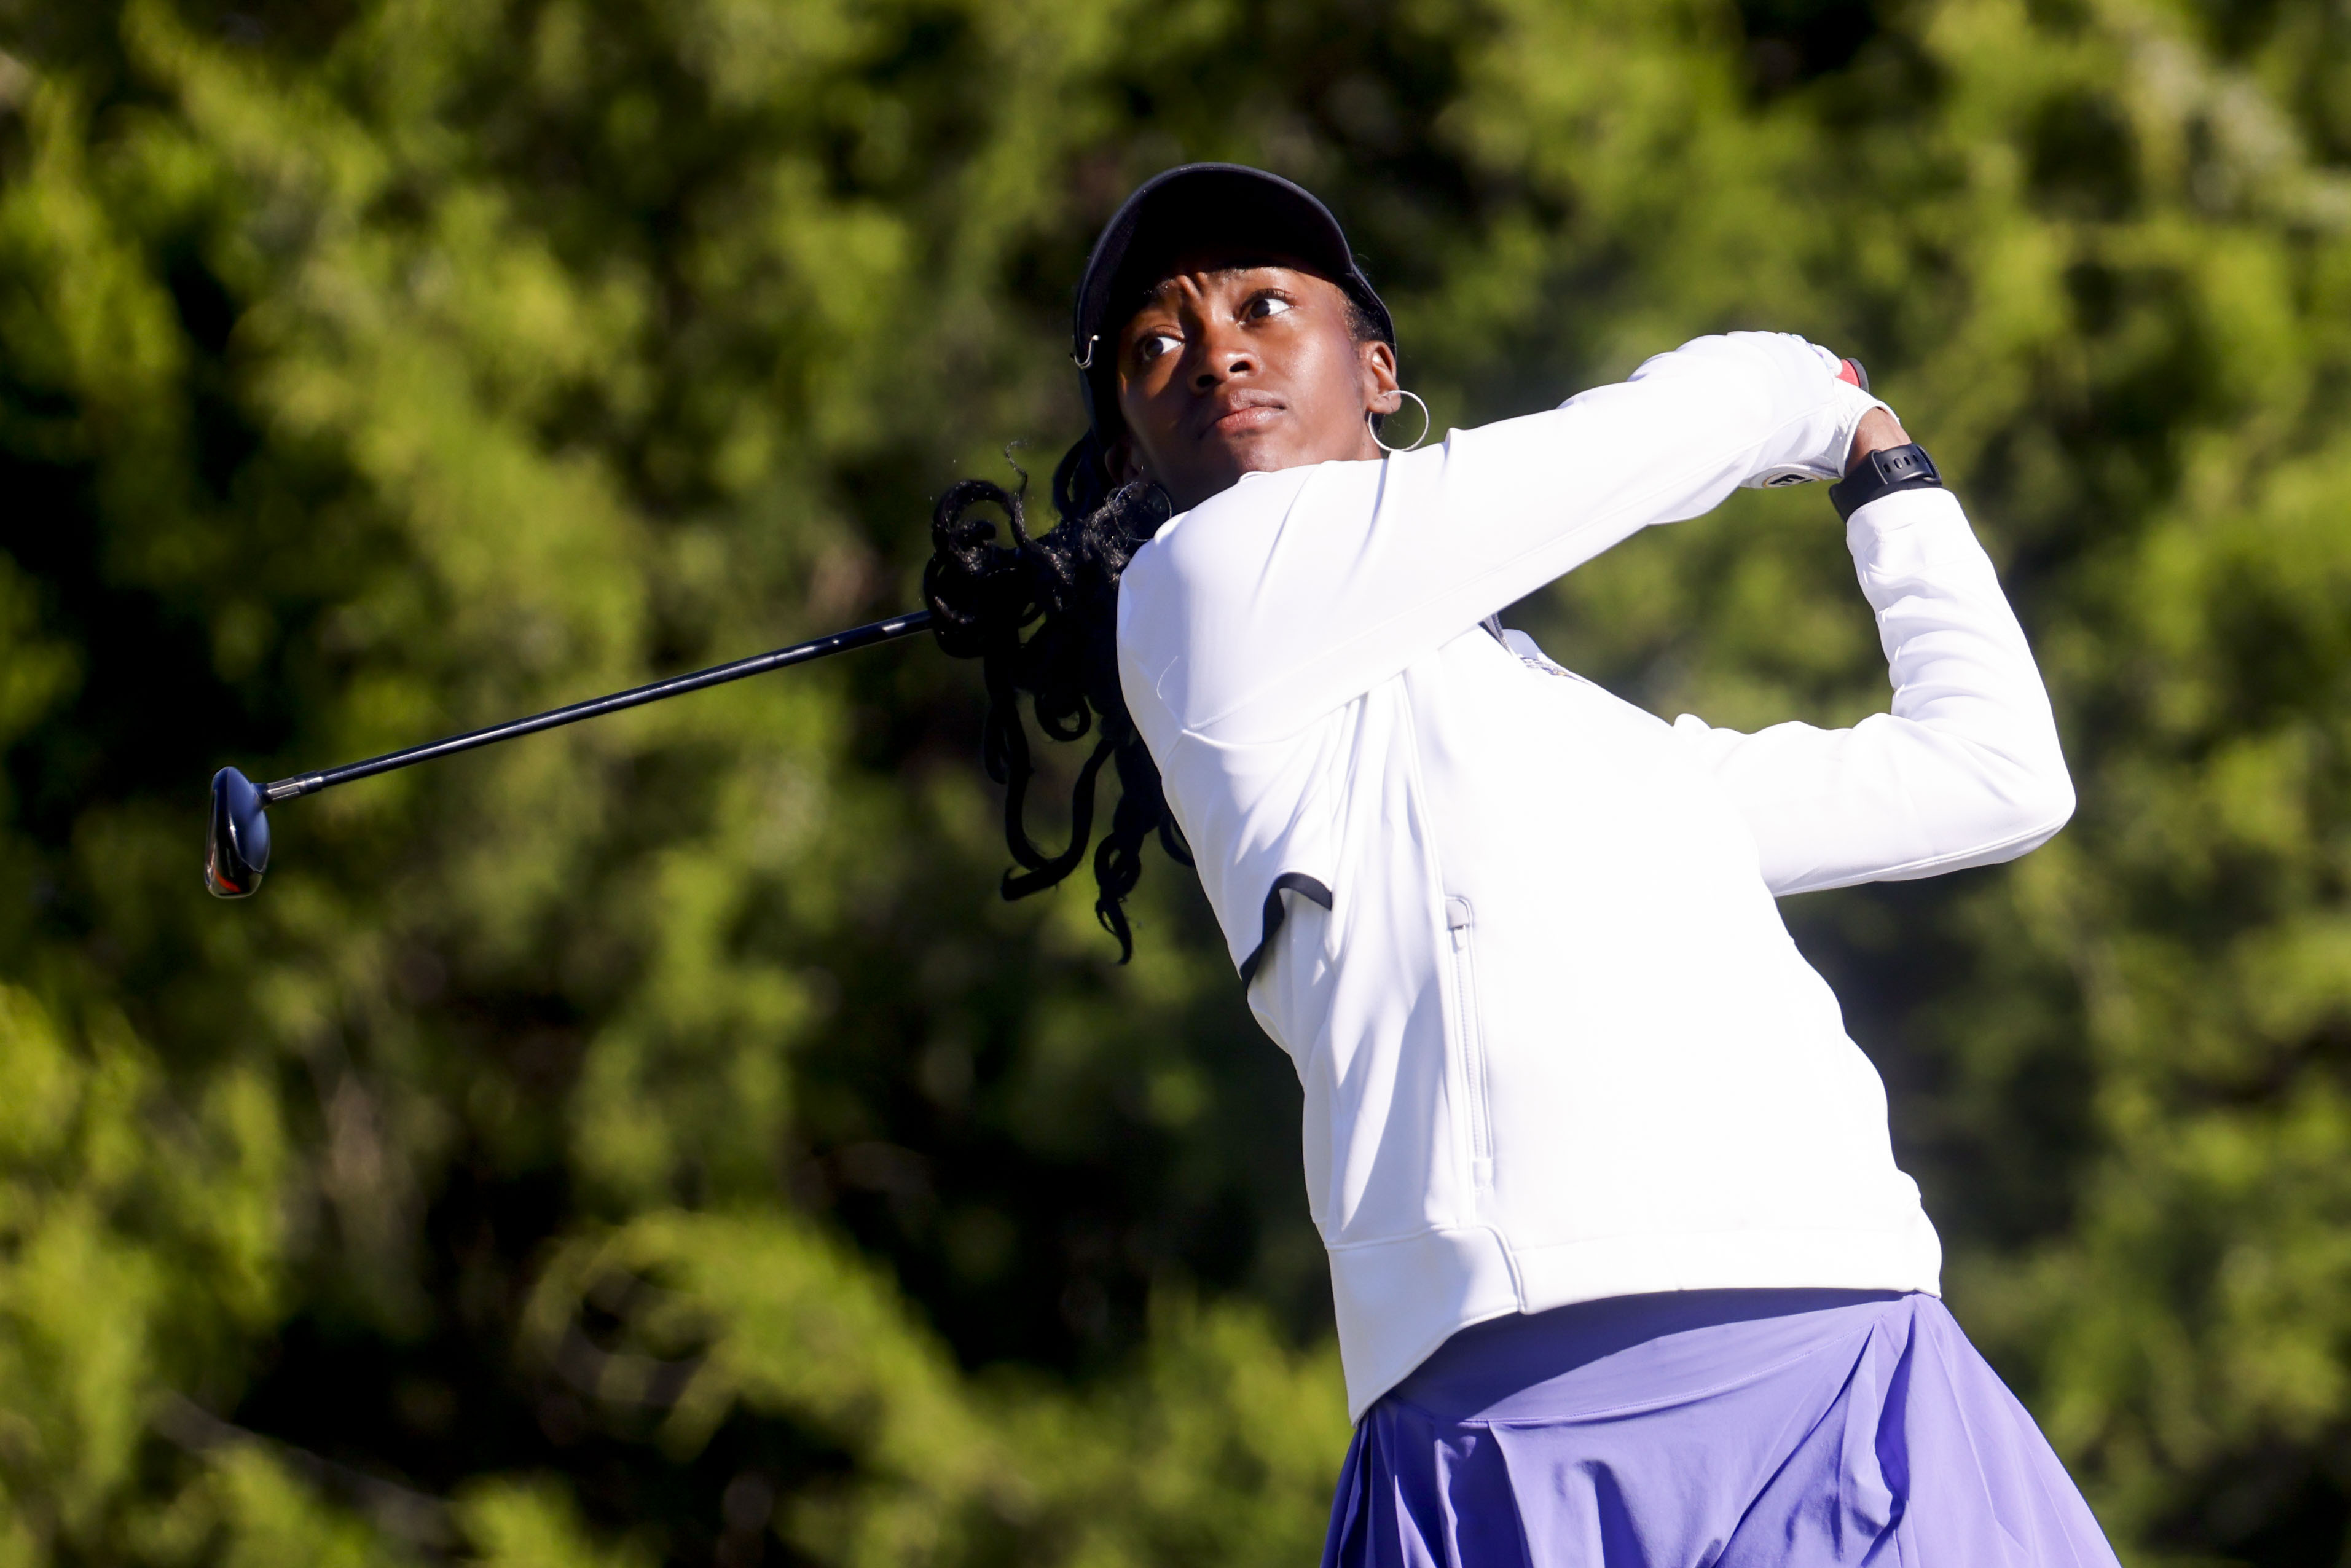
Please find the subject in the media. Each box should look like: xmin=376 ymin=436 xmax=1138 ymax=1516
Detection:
xmin=1932 ymin=735 xmax=2078 ymax=871
xmin=2043 ymin=769 xmax=2078 ymax=835
xmin=1992 ymin=757 xmax=2076 ymax=861
xmin=2027 ymin=747 xmax=2077 ymax=835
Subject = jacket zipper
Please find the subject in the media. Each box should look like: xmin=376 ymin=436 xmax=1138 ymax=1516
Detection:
xmin=1445 ymin=896 xmax=1495 ymax=1194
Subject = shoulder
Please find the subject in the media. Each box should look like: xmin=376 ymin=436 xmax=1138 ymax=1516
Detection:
xmin=1116 ymin=465 xmax=1357 ymax=716
xmin=1120 ymin=466 xmax=1322 ymax=610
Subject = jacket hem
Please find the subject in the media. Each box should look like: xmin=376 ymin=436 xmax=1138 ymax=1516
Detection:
xmin=1330 ymin=1226 xmax=1523 ymax=1422
xmin=1333 ymin=1217 xmax=1943 ymax=1421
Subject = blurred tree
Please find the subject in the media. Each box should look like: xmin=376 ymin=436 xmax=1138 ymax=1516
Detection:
xmin=0 ymin=0 xmax=2349 ymax=1562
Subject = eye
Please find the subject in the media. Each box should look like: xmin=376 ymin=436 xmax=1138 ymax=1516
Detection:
xmin=1133 ymin=328 xmax=1182 ymax=364
xmin=1242 ymin=291 xmax=1296 ymax=322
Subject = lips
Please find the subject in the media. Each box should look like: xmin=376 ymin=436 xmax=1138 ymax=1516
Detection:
xmin=1198 ymin=391 xmax=1284 ymax=440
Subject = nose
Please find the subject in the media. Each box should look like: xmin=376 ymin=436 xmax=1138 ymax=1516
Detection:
xmin=1189 ymin=320 xmax=1255 ymax=393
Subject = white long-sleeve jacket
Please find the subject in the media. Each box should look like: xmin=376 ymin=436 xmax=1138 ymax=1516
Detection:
xmin=1113 ymin=333 xmax=2075 ymax=1419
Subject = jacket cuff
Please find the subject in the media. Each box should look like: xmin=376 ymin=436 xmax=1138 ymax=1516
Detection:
xmin=1845 ymin=486 xmax=1980 ymax=579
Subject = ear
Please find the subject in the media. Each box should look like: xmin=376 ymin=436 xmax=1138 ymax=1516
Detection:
xmin=1108 ymin=433 xmax=1151 ymax=487
xmin=1359 ymin=339 xmax=1402 ymax=416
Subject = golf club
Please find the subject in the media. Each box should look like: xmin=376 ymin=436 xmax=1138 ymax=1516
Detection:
xmin=206 ymin=608 xmax=933 ymax=899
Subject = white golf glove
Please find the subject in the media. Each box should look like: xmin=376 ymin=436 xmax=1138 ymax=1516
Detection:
xmin=1742 ymin=340 xmax=1893 ymax=488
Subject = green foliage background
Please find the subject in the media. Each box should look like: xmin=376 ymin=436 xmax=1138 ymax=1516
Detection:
xmin=1 ymin=0 xmax=2348 ymax=1561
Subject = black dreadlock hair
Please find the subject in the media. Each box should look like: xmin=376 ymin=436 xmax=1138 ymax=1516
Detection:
xmin=922 ymin=435 xmax=1191 ymax=961
xmin=925 ymin=295 xmax=1391 ymax=958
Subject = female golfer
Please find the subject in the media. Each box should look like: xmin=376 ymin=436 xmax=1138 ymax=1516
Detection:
xmin=927 ymin=165 xmax=2115 ymax=1566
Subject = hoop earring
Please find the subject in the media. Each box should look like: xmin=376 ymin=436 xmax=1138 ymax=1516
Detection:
xmin=1370 ymin=390 xmax=1432 ymax=453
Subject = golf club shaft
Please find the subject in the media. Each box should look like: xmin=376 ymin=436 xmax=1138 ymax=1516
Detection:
xmin=261 ymin=609 xmax=934 ymax=805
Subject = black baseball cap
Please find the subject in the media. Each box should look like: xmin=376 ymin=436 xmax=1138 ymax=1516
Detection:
xmin=1071 ymin=164 xmax=1395 ymax=435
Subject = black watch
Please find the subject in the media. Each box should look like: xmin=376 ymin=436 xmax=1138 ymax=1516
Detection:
xmin=1827 ymin=442 xmax=1941 ymax=521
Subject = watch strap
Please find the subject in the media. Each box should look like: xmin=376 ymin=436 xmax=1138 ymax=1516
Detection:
xmin=1828 ymin=442 xmax=1941 ymax=521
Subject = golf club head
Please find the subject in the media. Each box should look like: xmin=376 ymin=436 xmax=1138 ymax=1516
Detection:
xmin=206 ymin=767 xmax=271 ymax=898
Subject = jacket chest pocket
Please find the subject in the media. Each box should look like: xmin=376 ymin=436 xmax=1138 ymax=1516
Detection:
xmin=1445 ymin=896 xmax=1496 ymax=1194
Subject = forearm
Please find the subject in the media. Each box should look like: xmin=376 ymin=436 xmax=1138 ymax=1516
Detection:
xmin=1674 ymin=487 xmax=2074 ymax=894
xmin=1583 ymin=331 xmax=1890 ymax=488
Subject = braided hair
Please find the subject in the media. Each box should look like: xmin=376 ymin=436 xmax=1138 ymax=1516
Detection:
xmin=923 ymin=434 xmax=1191 ymax=960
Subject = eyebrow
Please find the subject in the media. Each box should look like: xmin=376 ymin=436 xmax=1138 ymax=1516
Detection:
xmin=1132 ymin=262 xmax=1296 ymax=312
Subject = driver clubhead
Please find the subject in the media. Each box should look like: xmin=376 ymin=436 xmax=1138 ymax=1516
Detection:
xmin=206 ymin=767 xmax=272 ymax=898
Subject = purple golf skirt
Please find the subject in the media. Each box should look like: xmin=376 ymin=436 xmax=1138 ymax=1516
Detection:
xmin=1322 ymin=1289 xmax=2119 ymax=1567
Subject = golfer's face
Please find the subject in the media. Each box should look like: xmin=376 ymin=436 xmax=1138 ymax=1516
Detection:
xmin=1114 ymin=253 xmax=1397 ymax=511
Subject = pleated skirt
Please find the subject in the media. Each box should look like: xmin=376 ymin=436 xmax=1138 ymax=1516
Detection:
xmin=1322 ymin=1288 xmax=2120 ymax=1568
